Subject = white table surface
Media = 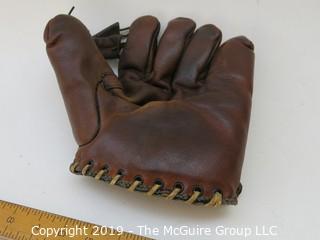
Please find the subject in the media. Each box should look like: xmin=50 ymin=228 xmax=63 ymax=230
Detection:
xmin=0 ymin=0 xmax=319 ymax=239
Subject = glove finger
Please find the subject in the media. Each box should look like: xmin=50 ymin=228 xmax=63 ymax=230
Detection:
xmin=44 ymin=15 xmax=121 ymax=146
xmin=173 ymin=24 xmax=221 ymax=88
xmin=152 ymin=18 xmax=196 ymax=90
xmin=205 ymin=36 xmax=254 ymax=95
xmin=119 ymin=16 xmax=160 ymax=79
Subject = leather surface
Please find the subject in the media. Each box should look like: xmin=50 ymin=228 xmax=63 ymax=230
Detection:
xmin=44 ymin=14 xmax=254 ymax=205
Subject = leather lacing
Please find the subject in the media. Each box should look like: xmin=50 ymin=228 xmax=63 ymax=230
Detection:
xmin=70 ymin=161 xmax=223 ymax=207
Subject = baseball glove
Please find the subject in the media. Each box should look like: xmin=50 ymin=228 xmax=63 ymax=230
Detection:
xmin=44 ymin=14 xmax=254 ymax=206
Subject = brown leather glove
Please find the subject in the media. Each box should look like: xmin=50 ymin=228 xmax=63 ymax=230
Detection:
xmin=44 ymin=14 xmax=254 ymax=206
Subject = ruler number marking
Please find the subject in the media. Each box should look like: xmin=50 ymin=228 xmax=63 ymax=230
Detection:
xmin=6 ymin=216 xmax=15 ymax=224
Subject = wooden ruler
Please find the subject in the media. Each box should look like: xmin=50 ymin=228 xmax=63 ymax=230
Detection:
xmin=0 ymin=200 xmax=152 ymax=240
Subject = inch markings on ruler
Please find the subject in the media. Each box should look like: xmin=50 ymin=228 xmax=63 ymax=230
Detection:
xmin=0 ymin=200 xmax=152 ymax=240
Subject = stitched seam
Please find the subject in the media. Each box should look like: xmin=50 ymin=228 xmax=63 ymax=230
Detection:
xmin=69 ymin=161 xmax=239 ymax=206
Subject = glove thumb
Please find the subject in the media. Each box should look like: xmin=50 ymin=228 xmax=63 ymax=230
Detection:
xmin=44 ymin=14 xmax=119 ymax=145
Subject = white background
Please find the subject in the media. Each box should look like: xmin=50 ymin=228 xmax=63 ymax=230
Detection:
xmin=0 ymin=0 xmax=319 ymax=239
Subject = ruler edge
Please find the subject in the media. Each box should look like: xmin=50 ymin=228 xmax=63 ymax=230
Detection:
xmin=0 ymin=199 xmax=153 ymax=240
